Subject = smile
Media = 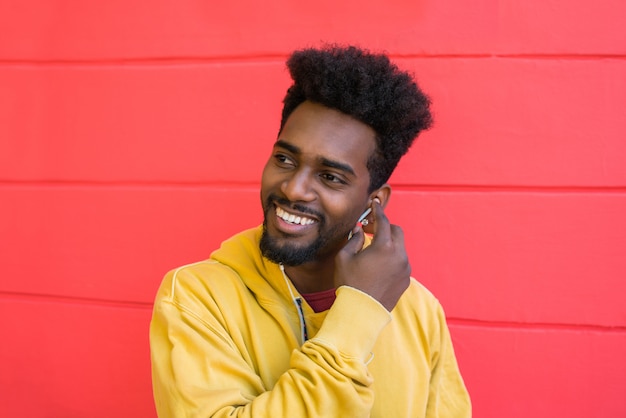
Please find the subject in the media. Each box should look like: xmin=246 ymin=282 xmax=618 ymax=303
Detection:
xmin=275 ymin=206 xmax=316 ymax=226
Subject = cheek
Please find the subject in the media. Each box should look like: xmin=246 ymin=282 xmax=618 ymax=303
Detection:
xmin=260 ymin=176 xmax=273 ymax=214
xmin=260 ymin=163 xmax=274 ymax=195
xmin=325 ymin=199 xmax=363 ymax=229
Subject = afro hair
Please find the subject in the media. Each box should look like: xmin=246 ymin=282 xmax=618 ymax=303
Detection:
xmin=280 ymin=45 xmax=433 ymax=191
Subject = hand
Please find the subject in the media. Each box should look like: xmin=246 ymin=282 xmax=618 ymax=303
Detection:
xmin=334 ymin=199 xmax=411 ymax=311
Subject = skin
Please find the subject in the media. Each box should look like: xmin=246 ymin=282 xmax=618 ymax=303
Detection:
xmin=260 ymin=101 xmax=410 ymax=311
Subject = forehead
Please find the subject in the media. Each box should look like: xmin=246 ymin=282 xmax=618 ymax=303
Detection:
xmin=277 ymin=101 xmax=376 ymax=173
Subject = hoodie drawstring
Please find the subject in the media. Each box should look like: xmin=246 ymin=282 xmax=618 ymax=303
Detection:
xmin=279 ymin=263 xmax=309 ymax=344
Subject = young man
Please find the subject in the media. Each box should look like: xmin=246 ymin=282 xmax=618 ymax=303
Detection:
xmin=150 ymin=45 xmax=471 ymax=417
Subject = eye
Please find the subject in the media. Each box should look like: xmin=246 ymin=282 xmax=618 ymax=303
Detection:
xmin=274 ymin=153 xmax=295 ymax=167
xmin=320 ymin=172 xmax=347 ymax=185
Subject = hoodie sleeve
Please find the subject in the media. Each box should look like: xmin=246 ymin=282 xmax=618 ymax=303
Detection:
xmin=424 ymin=301 xmax=472 ymax=417
xmin=150 ymin=268 xmax=392 ymax=418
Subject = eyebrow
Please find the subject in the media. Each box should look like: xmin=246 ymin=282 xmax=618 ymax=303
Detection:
xmin=275 ymin=139 xmax=356 ymax=176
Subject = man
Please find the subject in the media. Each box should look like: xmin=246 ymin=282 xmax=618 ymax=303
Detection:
xmin=150 ymin=45 xmax=471 ymax=417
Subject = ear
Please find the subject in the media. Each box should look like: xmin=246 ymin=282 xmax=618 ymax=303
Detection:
xmin=368 ymin=184 xmax=391 ymax=209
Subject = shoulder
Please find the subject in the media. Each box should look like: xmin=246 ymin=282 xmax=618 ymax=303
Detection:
xmin=157 ymin=226 xmax=264 ymax=304
xmin=155 ymin=260 xmax=245 ymax=310
xmin=394 ymin=278 xmax=448 ymax=327
xmin=403 ymin=278 xmax=441 ymax=307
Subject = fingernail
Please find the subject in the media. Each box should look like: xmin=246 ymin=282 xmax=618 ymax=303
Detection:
xmin=347 ymin=225 xmax=360 ymax=240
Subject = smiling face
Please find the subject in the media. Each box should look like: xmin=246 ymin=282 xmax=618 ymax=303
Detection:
xmin=260 ymin=101 xmax=377 ymax=266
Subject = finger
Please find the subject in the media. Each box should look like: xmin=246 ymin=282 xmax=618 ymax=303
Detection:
xmin=389 ymin=224 xmax=407 ymax=252
xmin=370 ymin=198 xmax=391 ymax=244
xmin=388 ymin=224 xmax=411 ymax=276
xmin=361 ymin=213 xmax=375 ymax=234
xmin=339 ymin=225 xmax=365 ymax=257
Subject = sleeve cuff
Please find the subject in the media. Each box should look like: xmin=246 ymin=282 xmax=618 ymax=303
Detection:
xmin=311 ymin=286 xmax=391 ymax=361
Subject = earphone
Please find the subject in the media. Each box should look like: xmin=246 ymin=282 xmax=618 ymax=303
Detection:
xmin=347 ymin=206 xmax=372 ymax=240
xmin=356 ymin=207 xmax=372 ymax=226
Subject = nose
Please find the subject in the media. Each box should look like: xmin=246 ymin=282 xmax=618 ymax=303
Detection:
xmin=280 ymin=169 xmax=316 ymax=202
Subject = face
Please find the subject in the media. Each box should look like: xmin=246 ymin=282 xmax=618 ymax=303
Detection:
xmin=260 ymin=101 xmax=377 ymax=266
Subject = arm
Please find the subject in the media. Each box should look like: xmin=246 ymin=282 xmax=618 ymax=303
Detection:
xmin=150 ymin=269 xmax=391 ymax=417
xmin=337 ymin=199 xmax=471 ymax=416
xmin=425 ymin=303 xmax=472 ymax=417
xmin=335 ymin=198 xmax=411 ymax=312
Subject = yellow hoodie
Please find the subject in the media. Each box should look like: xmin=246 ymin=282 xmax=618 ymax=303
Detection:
xmin=150 ymin=226 xmax=471 ymax=417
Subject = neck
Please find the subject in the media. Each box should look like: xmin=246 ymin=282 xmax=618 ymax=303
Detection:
xmin=283 ymin=258 xmax=336 ymax=294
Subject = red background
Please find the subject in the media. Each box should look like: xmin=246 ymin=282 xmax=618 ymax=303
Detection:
xmin=1 ymin=1 xmax=625 ymax=416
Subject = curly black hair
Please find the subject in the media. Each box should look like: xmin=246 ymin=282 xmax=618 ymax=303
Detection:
xmin=280 ymin=45 xmax=433 ymax=191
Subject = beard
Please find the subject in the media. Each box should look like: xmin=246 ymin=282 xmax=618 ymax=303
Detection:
xmin=259 ymin=195 xmax=351 ymax=266
xmin=259 ymin=223 xmax=325 ymax=266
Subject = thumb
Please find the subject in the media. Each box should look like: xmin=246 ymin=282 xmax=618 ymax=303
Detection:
xmin=340 ymin=226 xmax=366 ymax=257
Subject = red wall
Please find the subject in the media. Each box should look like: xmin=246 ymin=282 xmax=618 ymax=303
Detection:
xmin=1 ymin=1 xmax=625 ymax=416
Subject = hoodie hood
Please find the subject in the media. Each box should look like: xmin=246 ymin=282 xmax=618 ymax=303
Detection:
xmin=209 ymin=225 xmax=373 ymax=302
xmin=209 ymin=226 xmax=293 ymax=304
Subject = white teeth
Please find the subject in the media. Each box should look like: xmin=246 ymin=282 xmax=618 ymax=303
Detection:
xmin=276 ymin=206 xmax=315 ymax=225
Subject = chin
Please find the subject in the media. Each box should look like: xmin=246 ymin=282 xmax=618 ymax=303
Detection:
xmin=260 ymin=224 xmax=321 ymax=266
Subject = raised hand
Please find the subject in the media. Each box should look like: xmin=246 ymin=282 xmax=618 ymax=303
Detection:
xmin=334 ymin=199 xmax=411 ymax=311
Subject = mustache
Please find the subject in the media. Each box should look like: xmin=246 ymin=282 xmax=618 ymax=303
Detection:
xmin=266 ymin=194 xmax=324 ymax=221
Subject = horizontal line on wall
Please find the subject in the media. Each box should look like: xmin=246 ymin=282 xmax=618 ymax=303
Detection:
xmin=390 ymin=184 xmax=626 ymax=194
xmin=4 ymin=291 xmax=623 ymax=333
xmin=0 ymin=54 xmax=288 ymax=67
xmin=0 ymin=179 xmax=262 ymax=192
xmin=0 ymin=291 xmax=153 ymax=310
xmin=0 ymin=180 xmax=625 ymax=194
xmin=0 ymin=53 xmax=624 ymax=67
xmin=396 ymin=53 xmax=626 ymax=61
xmin=448 ymin=317 xmax=626 ymax=333
xmin=493 ymin=53 xmax=626 ymax=61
